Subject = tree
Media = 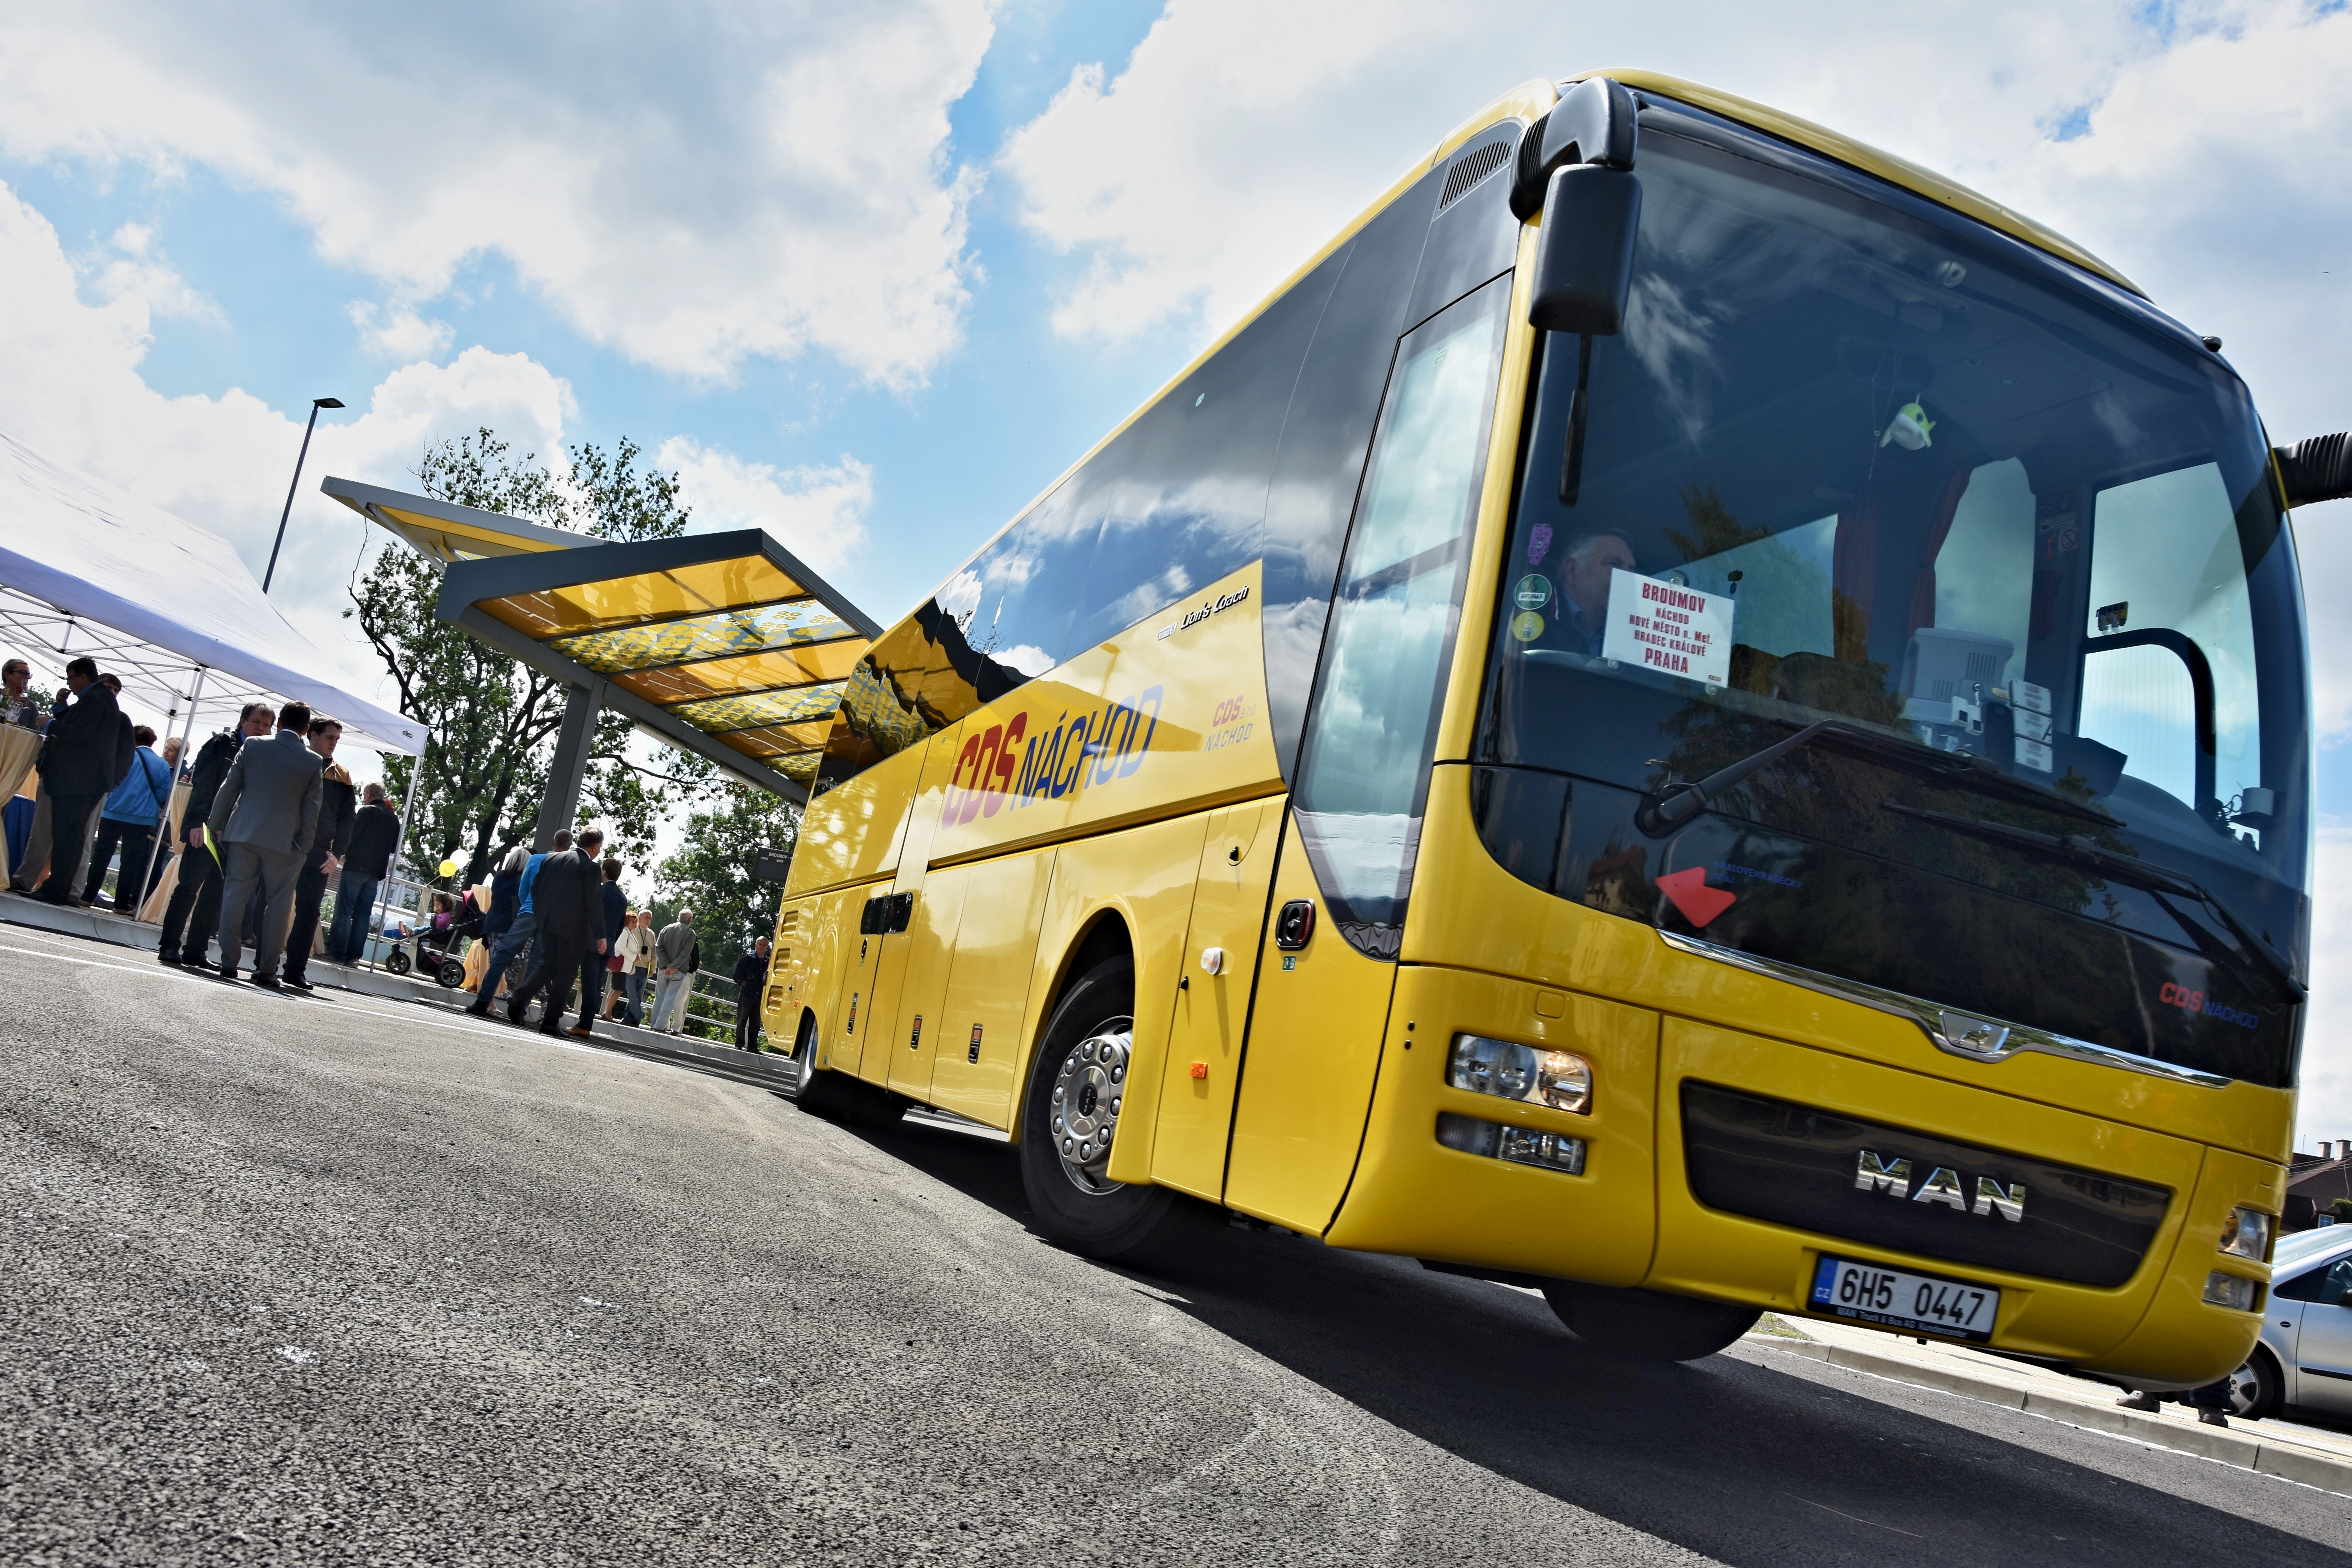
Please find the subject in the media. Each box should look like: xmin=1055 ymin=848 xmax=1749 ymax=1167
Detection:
xmin=347 ymin=428 xmax=710 ymax=882
xmin=654 ymin=782 xmax=801 ymax=984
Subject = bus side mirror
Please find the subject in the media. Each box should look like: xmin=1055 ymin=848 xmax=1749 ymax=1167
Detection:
xmin=2278 ymin=433 xmax=2352 ymax=507
xmin=1527 ymin=165 xmax=1642 ymax=336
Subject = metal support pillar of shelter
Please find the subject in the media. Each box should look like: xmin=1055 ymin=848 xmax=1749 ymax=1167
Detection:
xmin=534 ymin=678 xmax=606 ymax=852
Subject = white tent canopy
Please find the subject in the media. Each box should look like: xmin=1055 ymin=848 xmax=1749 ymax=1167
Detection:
xmin=0 ymin=431 xmax=427 ymax=757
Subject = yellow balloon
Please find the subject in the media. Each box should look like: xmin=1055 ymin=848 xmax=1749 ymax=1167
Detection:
xmin=438 ymin=859 xmax=458 ymax=878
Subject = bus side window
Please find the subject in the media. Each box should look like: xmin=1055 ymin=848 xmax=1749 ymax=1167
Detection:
xmin=1060 ymin=273 xmax=1327 ymax=657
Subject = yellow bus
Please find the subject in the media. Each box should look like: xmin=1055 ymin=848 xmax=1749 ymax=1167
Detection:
xmin=768 ymin=70 xmax=2351 ymax=1381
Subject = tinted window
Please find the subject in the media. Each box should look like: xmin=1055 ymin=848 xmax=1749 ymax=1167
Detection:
xmin=1293 ymin=276 xmax=1512 ymax=954
xmin=1261 ymin=194 xmax=1432 ymax=779
xmin=1060 ymin=280 xmax=1332 ymax=655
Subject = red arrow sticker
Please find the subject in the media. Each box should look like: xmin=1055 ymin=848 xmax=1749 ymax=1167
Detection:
xmin=1656 ymin=866 xmax=1736 ymax=928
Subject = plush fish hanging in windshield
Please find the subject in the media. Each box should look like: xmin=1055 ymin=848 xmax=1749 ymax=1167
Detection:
xmin=1880 ymin=400 xmax=1937 ymax=450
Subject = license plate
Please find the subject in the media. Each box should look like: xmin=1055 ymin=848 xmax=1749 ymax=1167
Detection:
xmin=1809 ymin=1255 xmax=2000 ymax=1341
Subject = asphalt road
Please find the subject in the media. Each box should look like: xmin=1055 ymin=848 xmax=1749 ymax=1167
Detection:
xmin=5 ymin=920 xmax=2350 ymax=1566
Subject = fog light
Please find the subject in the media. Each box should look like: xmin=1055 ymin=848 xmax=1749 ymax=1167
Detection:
xmin=2219 ymin=1205 xmax=2273 ymax=1261
xmin=1436 ymin=1111 xmax=1586 ymax=1175
xmin=1447 ymin=1034 xmax=1592 ymax=1114
xmin=2202 ymin=1271 xmax=2260 ymax=1312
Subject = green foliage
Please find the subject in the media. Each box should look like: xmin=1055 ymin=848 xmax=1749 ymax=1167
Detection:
xmin=654 ymin=781 xmax=799 ymax=978
xmin=346 ymin=428 xmax=708 ymax=882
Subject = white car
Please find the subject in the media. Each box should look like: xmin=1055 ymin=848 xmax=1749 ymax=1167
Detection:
xmin=2227 ymin=1226 xmax=2352 ymax=1419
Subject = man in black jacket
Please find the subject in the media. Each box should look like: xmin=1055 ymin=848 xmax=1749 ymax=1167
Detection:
xmin=732 ymin=936 xmax=771 ymax=1052
xmin=506 ymin=827 xmax=609 ymax=1037
xmin=34 ymin=658 xmax=122 ymax=907
xmin=157 ymin=701 xmax=274 ymax=966
xmin=330 ymin=782 xmax=399 ymax=963
xmin=280 ymin=716 xmax=355 ymax=990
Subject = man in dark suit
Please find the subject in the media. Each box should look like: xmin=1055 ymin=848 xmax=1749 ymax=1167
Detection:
xmin=506 ymin=827 xmax=609 ymax=1037
xmin=572 ymin=855 xmax=629 ymax=1039
xmin=206 ymin=701 xmax=325 ymax=989
xmin=158 ymin=701 xmax=274 ymax=967
xmin=280 ymin=716 xmax=355 ymax=991
xmin=34 ymin=656 xmax=121 ymax=907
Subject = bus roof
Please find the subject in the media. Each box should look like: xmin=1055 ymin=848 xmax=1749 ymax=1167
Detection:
xmin=1571 ymin=69 xmax=2140 ymax=297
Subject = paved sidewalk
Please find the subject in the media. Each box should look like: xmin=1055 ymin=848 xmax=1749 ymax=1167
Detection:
xmin=0 ymin=890 xmax=796 ymax=1092
xmin=1750 ymin=1311 xmax=2352 ymax=1495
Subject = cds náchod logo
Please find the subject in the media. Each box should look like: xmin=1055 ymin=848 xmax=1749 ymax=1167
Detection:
xmin=2158 ymin=980 xmax=2260 ymax=1031
xmin=941 ymin=685 xmax=1163 ymax=828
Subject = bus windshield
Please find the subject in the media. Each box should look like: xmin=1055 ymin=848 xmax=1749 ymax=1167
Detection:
xmin=1475 ymin=114 xmax=2310 ymax=1087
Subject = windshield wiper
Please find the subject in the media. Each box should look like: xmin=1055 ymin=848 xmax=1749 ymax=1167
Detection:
xmin=1636 ymin=718 xmax=2117 ymax=836
xmin=1885 ymin=803 xmax=2305 ymax=1004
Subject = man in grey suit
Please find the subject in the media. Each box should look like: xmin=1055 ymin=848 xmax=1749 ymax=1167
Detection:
xmin=206 ymin=700 xmax=325 ymax=990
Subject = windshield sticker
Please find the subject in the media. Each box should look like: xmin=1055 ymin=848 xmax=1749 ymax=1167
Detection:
xmin=1510 ymin=610 xmax=1546 ymax=643
xmin=1656 ymin=867 xmax=1736 ymax=927
xmin=2159 ymin=981 xmax=2259 ymax=1031
xmin=1527 ymin=522 xmax=1553 ymax=565
xmin=1714 ymin=860 xmax=1802 ymax=890
xmin=1602 ymin=569 xmax=1733 ymax=686
xmin=1514 ymin=574 xmax=1551 ymax=610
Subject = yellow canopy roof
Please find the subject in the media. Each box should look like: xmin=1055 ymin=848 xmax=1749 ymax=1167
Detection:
xmin=330 ymin=476 xmax=876 ymax=800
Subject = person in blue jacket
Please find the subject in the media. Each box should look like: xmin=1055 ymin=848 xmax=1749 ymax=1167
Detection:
xmin=83 ymin=723 xmax=171 ymax=909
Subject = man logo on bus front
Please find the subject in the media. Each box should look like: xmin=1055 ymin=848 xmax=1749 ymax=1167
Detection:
xmin=1854 ymin=1151 xmax=2026 ymax=1221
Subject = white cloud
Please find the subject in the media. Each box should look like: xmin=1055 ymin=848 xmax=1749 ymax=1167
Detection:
xmin=0 ymin=0 xmax=997 ymax=386
xmin=0 ymin=176 xmax=575 ymax=765
xmin=656 ymin=436 xmax=873 ymax=579
xmin=76 ymin=220 xmax=219 ymax=324
xmin=347 ymin=300 xmax=455 ymax=363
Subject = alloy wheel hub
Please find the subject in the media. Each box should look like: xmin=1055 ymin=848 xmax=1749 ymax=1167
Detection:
xmin=1050 ymin=1025 xmax=1132 ymax=1194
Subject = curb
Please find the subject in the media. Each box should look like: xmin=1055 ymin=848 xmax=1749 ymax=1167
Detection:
xmin=1749 ymin=1334 xmax=2352 ymax=1494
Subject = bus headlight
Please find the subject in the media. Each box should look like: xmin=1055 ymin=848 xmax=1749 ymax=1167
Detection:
xmin=1448 ymin=1034 xmax=1592 ymax=1114
xmin=2219 ymin=1206 xmax=2272 ymax=1261
xmin=2202 ymin=1272 xmax=2261 ymax=1312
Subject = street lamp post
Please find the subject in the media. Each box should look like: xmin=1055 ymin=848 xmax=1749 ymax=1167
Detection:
xmin=261 ymin=396 xmax=345 ymax=594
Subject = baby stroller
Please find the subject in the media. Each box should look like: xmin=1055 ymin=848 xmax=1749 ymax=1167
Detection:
xmin=382 ymin=893 xmax=483 ymax=988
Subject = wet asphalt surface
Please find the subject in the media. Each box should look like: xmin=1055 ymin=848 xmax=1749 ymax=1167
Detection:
xmin=4 ymin=919 xmax=2351 ymax=1566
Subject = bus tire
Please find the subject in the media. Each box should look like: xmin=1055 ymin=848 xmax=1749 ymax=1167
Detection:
xmin=796 ymin=1064 xmax=857 ymax=1121
xmin=1541 ymin=1280 xmax=1761 ymax=1363
xmin=1018 ymin=955 xmax=1177 ymax=1260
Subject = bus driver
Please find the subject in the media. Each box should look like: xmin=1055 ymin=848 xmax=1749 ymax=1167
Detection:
xmin=1522 ymin=529 xmax=1636 ymax=656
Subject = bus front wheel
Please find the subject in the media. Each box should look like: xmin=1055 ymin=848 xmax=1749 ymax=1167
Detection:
xmin=1542 ymin=1280 xmax=1760 ymax=1363
xmin=1018 ymin=956 xmax=1179 ymax=1260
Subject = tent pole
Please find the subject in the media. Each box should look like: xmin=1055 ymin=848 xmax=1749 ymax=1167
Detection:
xmin=369 ymin=728 xmax=431 ymax=974
xmin=142 ymin=665 xmax=206 ymax=920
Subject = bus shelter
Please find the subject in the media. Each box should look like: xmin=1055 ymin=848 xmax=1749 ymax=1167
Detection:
xmin=326 ymin=477 xmax=878 ymax=840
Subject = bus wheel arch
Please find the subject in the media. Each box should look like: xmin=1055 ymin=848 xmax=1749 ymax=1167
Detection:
xmin=1009 ymin=910 xmax=1134 ymax=1142
xmin=1015 ymin=948 xmax=1183 ymax=1260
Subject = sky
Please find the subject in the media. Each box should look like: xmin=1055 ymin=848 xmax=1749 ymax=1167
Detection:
xmin=1 ymin=0 xmax=2349 ymax=1139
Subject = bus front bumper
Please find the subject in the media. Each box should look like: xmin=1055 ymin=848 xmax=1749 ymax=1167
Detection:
xmin=1327 ymin=963 xmax=2274 ymax=1389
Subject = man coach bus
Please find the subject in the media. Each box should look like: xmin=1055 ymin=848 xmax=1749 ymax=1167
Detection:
xmin=765 ymin=71 xmax=2350 ymax=1384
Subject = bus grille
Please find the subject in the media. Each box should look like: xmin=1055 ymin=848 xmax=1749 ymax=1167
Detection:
xmin=1680 ymin=1081 xmax=2170 ymax=1288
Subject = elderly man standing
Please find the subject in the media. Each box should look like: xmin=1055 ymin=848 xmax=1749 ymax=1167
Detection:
xmin=652 ymin=908 xmax=696 ymax=1035
xmin=330 ymin=781 xmax=398 ymax=965
xmin=204 ymin=701 xmax=324 ymax=990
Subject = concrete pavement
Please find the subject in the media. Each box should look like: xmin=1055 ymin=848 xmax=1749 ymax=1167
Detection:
xmin=5 ymin=919 xmax=2350 ymax=1565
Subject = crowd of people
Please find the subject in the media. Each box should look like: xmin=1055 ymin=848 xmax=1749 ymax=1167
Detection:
xmin=3 ymin=654 xmax=775 ymax=1046
xmin=6 ymin=654 xmax=191 ymax=915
